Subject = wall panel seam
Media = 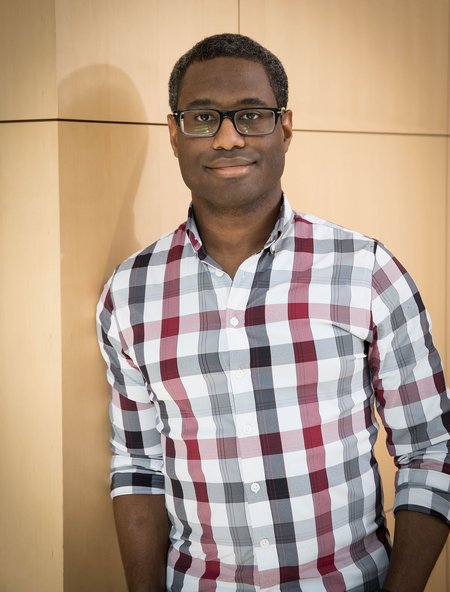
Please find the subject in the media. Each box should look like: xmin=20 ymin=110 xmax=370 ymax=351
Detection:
xmin=238 ymin=0 xmax=241 ymax=33
xmin=0 ymin=118 xmax=167 ymax=127
xmin=1 ymin=119 xmax=449 ymax=139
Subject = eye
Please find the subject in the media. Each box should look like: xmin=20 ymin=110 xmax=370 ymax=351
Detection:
xmin=194 ymin=111 xmax=216 ymax=122
xmin=239 ymin=111 xmax=262 ymax=121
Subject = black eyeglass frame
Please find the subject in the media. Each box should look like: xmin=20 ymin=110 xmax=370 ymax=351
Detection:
xmin=172 ymin=107 xmax=286 ymax=137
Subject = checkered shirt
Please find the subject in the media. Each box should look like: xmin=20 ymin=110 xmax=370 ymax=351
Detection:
xmin=97 ymin=196 xmax=450 ymax=592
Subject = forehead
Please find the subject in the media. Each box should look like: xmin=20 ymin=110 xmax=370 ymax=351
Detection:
xmin=177 ymin=57 xmax=276 ymax=109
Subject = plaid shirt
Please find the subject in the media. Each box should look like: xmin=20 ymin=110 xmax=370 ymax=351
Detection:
xmin=97 ymin=196 xmax=449 ymax=592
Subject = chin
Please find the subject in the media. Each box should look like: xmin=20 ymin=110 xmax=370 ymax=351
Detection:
xmin=202 ymin=191 xmax=271 ymax=216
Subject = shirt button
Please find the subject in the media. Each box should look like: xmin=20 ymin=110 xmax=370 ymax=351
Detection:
xmin=260 ymin=538 xmax=270 ymax=548
xmin=215 ymin=269 xmax=224 ymax=277
xmin=243 ymin=424 xmax=252 ymax=435
xmin=235 ymin=369 xmax=244 ymax=379
xmin=251 ymin=482 xmax=260 ymax=493
xmin=230 ymin=316 xmax=239 ymax=327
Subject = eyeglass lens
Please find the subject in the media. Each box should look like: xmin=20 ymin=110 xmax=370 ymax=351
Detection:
xmin=181 ymin=109 xmax=276 ymax=136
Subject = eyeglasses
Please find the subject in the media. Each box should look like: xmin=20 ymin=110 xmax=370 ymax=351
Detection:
xmin=172 ymin=107 xmax=286 ymax=137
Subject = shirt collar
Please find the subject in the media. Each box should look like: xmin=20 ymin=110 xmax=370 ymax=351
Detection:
xmin=264 ymin=195 xmax=294 ymax=253
xmin=185 ymin=206 xmax=207 ymax=259
xmin=185 ymin=193 xmax=294 ymax=257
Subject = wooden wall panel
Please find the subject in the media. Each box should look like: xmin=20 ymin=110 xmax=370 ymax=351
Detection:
xmin=0 ymin=0 xmax=57 ymax=120
xmin=241 ymin=0 xmax=449 ymax=134
xmin=58 ymin=122 xmax=185 ymax=591
xmin=374 ymin=425 xmax=395 ymax=513
xmin=425 ymin=544 xmax=448 ymax=592
xmin=55 ymin=0 xmax=239 ymax=123
xmin=2 ymin=1 xmax=448 ymax=590
xmin=385 ymin=510 xmax=395 ymax=547
xmin=0 ymin=122 xmax=63 ymax=591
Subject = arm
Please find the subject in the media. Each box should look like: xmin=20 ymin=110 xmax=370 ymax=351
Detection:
xmin=383 ymin=510 xmax=449 ymax=592
xmin=97 ymin=276 xmax=169 ymax=591
xmin=114 ymin=494 xmax=170 ymax=592
xmin=368 ymin=243 xmax=450 ymax=589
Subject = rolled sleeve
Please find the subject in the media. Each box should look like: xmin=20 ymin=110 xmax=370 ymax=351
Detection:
xmin=96 ymin=275 xmax=164 ymax=497
xmin=369 ymin=243 xmax=450 ymax=524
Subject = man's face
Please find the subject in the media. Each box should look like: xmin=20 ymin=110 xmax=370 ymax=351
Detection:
xmin=167 ymin=57 xmax=293 ymax=214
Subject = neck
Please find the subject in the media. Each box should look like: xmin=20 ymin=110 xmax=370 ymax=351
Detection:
xmin=192 ymin=193 xmax=282 ymax=278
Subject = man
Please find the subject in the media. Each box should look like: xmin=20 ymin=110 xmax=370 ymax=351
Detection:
xmin=97 ymin=34 xmax=449 ymax=592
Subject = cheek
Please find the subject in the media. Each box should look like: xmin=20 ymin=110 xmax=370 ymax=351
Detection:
xmin=178 ymin=150 xmax=210 ymax=193
xmin=176 ymin=147 xmax=206 ymax=190
xmin=264 ymin=145 xmax=286 ymax=178
xmin=177 ymin=143 xmax=204 ymax=170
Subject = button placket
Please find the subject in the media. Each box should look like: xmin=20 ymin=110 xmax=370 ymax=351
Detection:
xmin=225 ymin=281 xmax=270 ymax=561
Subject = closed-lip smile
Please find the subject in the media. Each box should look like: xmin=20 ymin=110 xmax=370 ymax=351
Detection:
xmin=206 ymin=158 xmax=256 ymax=177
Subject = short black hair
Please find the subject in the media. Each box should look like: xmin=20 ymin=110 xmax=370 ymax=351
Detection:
xmin=168 ymin=33 xmax=288 ymax=111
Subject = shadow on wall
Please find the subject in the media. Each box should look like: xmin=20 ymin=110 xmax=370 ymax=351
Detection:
xmin=58 ymin=64 xmax=149 ymax=282
xmin=57 ymin=65 xmax=148 ymax=592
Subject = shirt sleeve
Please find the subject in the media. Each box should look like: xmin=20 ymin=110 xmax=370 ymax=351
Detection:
xmin=96 ymin=272 xmax=165 ymax=498
xmin=369 ymin=242 xmax=450 ymax=525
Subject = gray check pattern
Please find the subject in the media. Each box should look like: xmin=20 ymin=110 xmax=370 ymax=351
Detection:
xmin=97 ymin=196 xmax=449 ymax=591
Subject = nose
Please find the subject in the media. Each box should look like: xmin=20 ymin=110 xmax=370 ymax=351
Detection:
xmin=212 ymin=116 xmax=245 ymax=150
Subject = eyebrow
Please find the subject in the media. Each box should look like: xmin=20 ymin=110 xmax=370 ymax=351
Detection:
xmin=183 ymin=97 xmax=271 ymax=109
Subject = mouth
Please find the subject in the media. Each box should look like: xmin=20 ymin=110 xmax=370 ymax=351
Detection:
xmin=205 ymin=159 xmax=256 ymax=178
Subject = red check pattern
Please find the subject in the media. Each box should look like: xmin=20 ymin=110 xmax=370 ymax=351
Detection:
xmin=97 ymin=197 xmax=450 ymax=592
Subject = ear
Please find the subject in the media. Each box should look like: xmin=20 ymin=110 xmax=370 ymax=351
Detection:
xmin=167 ymin=114 xmax=179 ymax=158
xmin=281 ymin=109 xmax=293 ymax=153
